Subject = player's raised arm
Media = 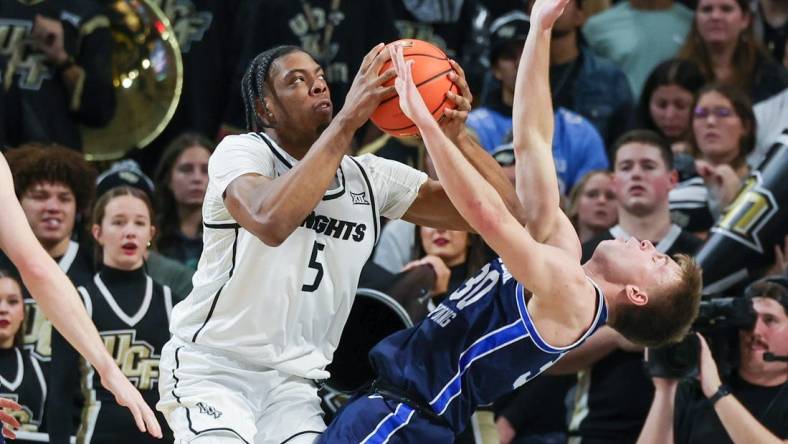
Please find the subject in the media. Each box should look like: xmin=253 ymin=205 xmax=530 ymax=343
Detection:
xmin=389 ymin=44 xmax=585 ymax=298
xmin=401 ymin=59 xmax=527 ymax=231
xmin=512 ymin=0 xmax=569 ymax=243
xmin=0 ymin=154 xmax=162 ymax=438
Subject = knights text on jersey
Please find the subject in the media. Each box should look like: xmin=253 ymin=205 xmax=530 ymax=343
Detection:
xmin=369 ymin=259 xmax=608 ymax=433
xmin=168 ymin=132 xmax=427 ymax=379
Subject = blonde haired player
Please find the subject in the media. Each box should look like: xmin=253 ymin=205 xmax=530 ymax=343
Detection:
xmin=0 ymin=153 xmax=161 ymax=441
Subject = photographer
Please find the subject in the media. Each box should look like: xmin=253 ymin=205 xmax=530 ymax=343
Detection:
xmin=637 ymin=277 xmax=788 ymax=444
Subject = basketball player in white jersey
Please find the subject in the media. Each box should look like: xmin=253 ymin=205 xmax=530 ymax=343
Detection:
xmin=156 ymin=43 xmax=524 ymax=443
xmin=0 ymin=153 xmax=161 ymax=440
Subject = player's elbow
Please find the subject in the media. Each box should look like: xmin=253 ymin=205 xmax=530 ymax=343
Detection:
xmin=17 ymin=256 xmax=50 ymax=285
xmin=469 ymin=200 xmax=506 ymax=238
xmin=250 ymin=214 xmax=290 ymax=247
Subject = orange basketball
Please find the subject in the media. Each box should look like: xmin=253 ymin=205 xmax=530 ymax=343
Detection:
xmin=370 ymin=39 xmax=459 ymax=137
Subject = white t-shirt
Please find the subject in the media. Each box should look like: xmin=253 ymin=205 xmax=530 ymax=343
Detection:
xmin=169 ymin=132 xmax=427 ymax=379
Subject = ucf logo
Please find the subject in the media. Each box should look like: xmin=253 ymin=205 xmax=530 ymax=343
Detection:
xmin=0 ymin=20 xmax=52 ymax=90
xmin=152 ymin=0 xmax=212 ymax=53
xmin=23 ymin=301 xmax=52 ymax=361
xmin=196 ymin=401 xmax=222 ymax=419
xmin=288 ymin=6 xmax=348 ymax=84
xmin=102 ymin=330 xmax=160 ymax=390
xmin=714 ymin=172 xmax=779 ymax=254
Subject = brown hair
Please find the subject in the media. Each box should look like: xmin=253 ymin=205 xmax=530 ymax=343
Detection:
xmin=5 ymin=143 xmax=96 ymax=219
xmin=678 ymin=0 xmax=770 ymax=96
xmin=0 ymin=269 xmax=25 ymax=348
xmin=744 ymin=276 xmax=788 ymax=315
xmin=611 ymin=129 xmax=674 ymax=171
xmin=611 ymin=254 xmax=703 ymax=347
xmin=91 ymin=186 xmax=156 ymax=261
xmin=688 ymin=83 xmax=756 ymax=166
xmin=153 ymin=132 xmax=214 ymax=254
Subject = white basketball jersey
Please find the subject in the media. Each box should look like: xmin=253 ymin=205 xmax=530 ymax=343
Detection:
xmin=169 ymin=133 xmax=427 ymax=379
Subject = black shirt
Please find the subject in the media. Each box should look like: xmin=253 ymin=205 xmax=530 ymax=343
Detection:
xmin=0 ymin=0 xmax=114 ymax=150
xmin=569 ymin=225 xmax=704 ymax=443
xmin=223 ymin=0 xmax=399 ymax=129
xmin=674 ymin=374 xmax=788 ymax=443
xmin=48 ymin=265 xmax=173 ymax=444
xmin=0 ymin=347 xmax=48 ymax=444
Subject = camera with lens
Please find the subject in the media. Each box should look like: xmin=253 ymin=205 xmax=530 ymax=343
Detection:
xmin=646 ymin=296 xmax=756 ymax=379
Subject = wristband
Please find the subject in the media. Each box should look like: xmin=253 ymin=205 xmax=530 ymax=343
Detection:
xmin=708 ymin=384 xmax=731 ymax=406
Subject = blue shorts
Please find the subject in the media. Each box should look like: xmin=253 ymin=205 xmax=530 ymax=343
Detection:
xmin=319 ymin=394 xmax=453 ymax=443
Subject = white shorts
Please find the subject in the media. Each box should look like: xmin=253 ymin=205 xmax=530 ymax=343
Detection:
xmin=157 ymin=337 xmax=325 ymax=444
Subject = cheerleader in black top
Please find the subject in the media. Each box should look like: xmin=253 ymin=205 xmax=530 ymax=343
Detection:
xmin=0 ymin=270 xmax=46 ymax=444
xmin=48 ymin=187 xmax=173 ymax=444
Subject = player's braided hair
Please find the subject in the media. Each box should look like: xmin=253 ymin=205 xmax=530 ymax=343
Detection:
xmin=241 ymin=45 xmax=305 ymax=132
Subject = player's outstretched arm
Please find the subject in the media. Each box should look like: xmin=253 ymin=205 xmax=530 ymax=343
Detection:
xmin=400 ymin=59 xmax=527 ymax=231
xmin=225 ymin=44 xmax=398 ymax=246
xmin=390 ymin=45 xmax=586 ymax=302
xmin=512 ymin=0 xmax=570 ymax=244
xmin=0 ymin=154 xmax=162 ymax=439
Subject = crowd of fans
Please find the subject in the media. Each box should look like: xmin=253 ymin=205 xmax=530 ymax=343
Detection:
xmin=0 ymin=0 xmax=786 ymax=443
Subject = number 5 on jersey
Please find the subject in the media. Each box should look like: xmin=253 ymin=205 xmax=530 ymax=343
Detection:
xmin=302 ymin=241 xmax=326 ymax=292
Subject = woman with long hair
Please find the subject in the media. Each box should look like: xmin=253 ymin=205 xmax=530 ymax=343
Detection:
xmin=48 ymin=187 xmax=173 ymax=443
xmin=678 ymin=0 xmax=788 ymax=104
xmin=669 ymin=83 xmax=757 ymax=234
xmin=566 ymin=170 xmax=618 ymax=243
xmin=152 ymin=133 xmax=214 ymax=269
xmin=638 ymin=59 xmax=706 ymax=154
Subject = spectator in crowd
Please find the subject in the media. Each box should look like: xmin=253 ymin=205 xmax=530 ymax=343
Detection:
xmin=533 ymin=0 xmax=635 ymax=146
xmin=752 ymin=0 xmax=787 ymax=69
xmin=467 ymin=10 xmax=608 ymax=194
xmin=638 ymin=59 xmax=706 ymax=155
xmin=637 ymin=276 xmax=788 ymax=444
xmin=582 ymin=0 xmax=694 ymax=99
xmin=551 ymin=130 xmax=703 ymax=444
xmin=567 ymin=170 xmax=618 ymax=243
xmin=48 ymin=187 xmax=174 ymax=444
xmin=669 ymin=84 xmax=756 ymax=235
xmin=406 ymin=226 xmax=489 ymax=305
xmin=0 ymin=269 xmax=47 ymax=444
xmin=153 ymin=133 xmax=214 ymax=270
xmin=678 ymin=0 xmax=788 ymax=104
xmin=0 ymin=144 xmax=96 ymax=369
xmin=95 ymin=162 xmax=195 ymax=301
xmin=0 ymin=0 xmax=114 ymax=150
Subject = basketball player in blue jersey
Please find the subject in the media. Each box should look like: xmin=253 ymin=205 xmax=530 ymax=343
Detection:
xmin=319 ymin=0 xmax=704 ymax=442
xmin=0 ymin=153 xmax=162 ymax=441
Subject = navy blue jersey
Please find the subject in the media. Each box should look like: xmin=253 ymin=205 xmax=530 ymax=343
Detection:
xmin=369 ymin=258 xmax=607 ymax=433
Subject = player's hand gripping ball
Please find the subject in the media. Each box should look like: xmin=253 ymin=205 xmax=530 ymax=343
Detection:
xmin=370 ymin=39 xmax=459 ymax=137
